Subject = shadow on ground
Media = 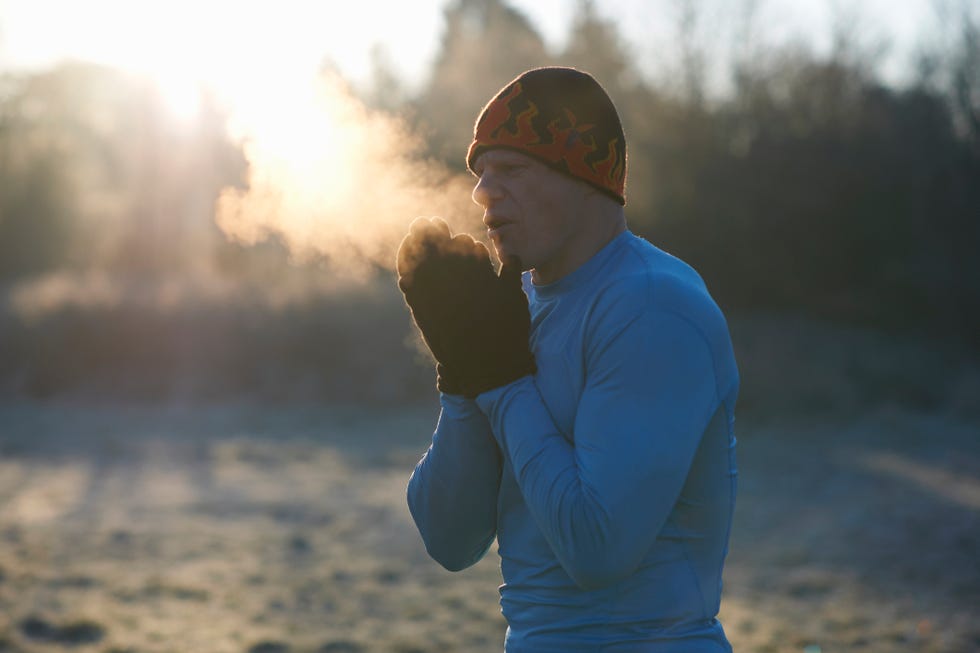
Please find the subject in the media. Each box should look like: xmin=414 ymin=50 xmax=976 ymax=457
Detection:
xmin=0 ymin=399 xmax=977 ymax=652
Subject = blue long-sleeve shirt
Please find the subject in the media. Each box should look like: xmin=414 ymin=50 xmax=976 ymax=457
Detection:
xmin=407 ymin=231 xmax=739 ymax=652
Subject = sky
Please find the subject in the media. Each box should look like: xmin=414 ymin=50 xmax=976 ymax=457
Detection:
xmin=0 ymin=0 xmax=942 ymax=96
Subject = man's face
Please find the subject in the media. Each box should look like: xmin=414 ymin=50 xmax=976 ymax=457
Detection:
xmin=471 ymin=149 xmax=589 ymax=282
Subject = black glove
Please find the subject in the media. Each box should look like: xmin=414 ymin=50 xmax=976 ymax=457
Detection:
xmin=396 ymin=217 xmax=536 ymax=397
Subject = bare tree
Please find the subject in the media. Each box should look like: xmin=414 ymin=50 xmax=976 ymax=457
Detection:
xmin=412 ymin=0 xmax=550 ymax=163
xmin=560 ymin=0 xmax=635 ymax=96
xmin=672 ymin=0 xmax=706 ymax=106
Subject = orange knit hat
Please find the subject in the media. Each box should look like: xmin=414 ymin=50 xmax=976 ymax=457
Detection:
xmin=467 ymin=67 xmax=627 ymax=205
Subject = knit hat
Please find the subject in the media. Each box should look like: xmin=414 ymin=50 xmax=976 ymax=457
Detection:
xmin=466 ymin=67 xmax=627 ymax=205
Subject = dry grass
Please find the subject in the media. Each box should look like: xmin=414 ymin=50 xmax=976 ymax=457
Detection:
xmin=0 ymin=398 xmax=977 ymax=653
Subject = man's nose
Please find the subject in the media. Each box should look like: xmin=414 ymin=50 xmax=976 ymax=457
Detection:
xmin=472 ymin=174 xmax=502 ymax=211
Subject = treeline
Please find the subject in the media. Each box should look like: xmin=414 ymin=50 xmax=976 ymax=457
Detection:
xmin=0 ymin=0 xmax=977 ymax=402
xmin=396 ymin=0 xmax=980 ymax=343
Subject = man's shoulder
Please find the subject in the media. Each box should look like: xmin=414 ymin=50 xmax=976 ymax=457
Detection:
xmin=600 ymin=234 xmax=714 ymax=315
xmin=581 ymin=234 xmax=730 ymax=350
xmin=584 ymin=233 xmax=739 ymax=395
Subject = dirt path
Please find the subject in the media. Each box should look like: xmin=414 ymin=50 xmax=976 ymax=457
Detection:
xmin=0 ymin=401 xmax=976 ymax=652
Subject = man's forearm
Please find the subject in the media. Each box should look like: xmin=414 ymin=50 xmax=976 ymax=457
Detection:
xmin=407 ymin=394 xmax=502 ymax=571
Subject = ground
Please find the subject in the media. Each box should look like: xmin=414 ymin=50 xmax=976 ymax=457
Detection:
xmin=0 ymin=399 xmax=977 ymax=653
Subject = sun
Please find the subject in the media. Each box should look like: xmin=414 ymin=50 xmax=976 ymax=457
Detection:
xmin=2 ymin=1 xmax=348 ymax=123
xmin=3 ymin=1 xmax=450 ymax=126
xmin=147 ymin=71 xmax=201 ymax=122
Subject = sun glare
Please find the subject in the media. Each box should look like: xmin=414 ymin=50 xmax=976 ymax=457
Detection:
xmin=232 ymin=70 xmax=357 ymax=213
xmin=152 ymin=72 xmax=202 ymax=122
xmin=8 ymin=0 xmax=479 ymax=270
xmin=5 ymin=0 xmax=443 ymax=142
xmin=57 ymin=0 xmax=375 ymax=208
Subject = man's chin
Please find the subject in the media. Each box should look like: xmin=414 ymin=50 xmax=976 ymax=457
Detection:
xmin=491 ymin=243 xmax=521 ymax=267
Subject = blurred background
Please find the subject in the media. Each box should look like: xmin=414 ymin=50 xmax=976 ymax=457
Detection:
xmin=0 ymin=0 xmax=978 ymax=405
xmin=0 ymin=1 xmax=978 ymax=652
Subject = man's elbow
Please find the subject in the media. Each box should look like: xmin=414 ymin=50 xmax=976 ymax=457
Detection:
xmin=422 ymin=535 xmax=490 ymax=572
xmin=556 ymin=515 xmax=643 ymax=589
xmin=406 ymin=487 xmax=494 ymax=572
xmin=428 ymin=549 xmax=476 ymax=573
xmin=564 ymin=553 xmax=637 ymax=591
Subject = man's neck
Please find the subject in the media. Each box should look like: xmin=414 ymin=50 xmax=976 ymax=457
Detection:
xmin=532 ymin=206 xmax=627 ymax=285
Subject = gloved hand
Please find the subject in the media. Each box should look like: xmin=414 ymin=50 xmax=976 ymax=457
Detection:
xmin=396 ymin=217 xmax=536 ymax=397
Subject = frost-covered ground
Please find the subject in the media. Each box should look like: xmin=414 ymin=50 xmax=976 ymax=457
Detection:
xmin=0 ymin=399 xmax=977 ymax=653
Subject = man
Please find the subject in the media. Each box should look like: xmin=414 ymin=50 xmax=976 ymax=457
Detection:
xmin=397 ymin=67 xmax=739 ymax=652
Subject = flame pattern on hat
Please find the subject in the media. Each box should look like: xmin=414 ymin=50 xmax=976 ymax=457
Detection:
xmin=467 ymin=80 xmax=626 ymax=204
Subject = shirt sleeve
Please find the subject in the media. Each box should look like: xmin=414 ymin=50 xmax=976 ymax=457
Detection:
xmin=406 ymin=393 xmax=502 ymax=571
xmin=475 ymin=306 xmax=722 ymax=590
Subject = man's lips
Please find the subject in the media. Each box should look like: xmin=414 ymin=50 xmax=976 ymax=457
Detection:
xmin=485 ymin=214 xmax=514 ymax=234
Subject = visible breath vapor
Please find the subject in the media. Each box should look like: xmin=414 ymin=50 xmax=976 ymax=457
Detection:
xmin=215 ymin=71 xmax=482 ymax=279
